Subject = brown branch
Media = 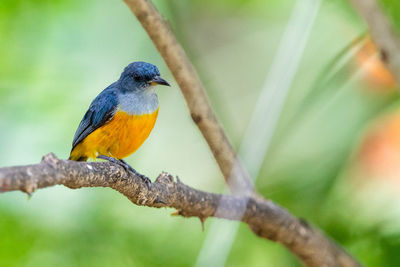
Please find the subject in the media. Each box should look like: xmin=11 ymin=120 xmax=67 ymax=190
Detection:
xmin=351 ymin=0 xmax=400 ymax=85
xmin=123 ymin=0 xmax=253 ymax=194
xmin=0 ymin=153 xmax=359 ymax=267
xmin=119 ymin=0 xmax=361 ymax=266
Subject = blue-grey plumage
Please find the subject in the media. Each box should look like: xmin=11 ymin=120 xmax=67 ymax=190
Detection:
xmin=71 ymin=86 xmax=118 ymax=149
xmin=69 ymin=61 xmax=170 ymax=162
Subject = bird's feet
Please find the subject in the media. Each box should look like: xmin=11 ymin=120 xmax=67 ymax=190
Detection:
xmin=119 ymin=159 xmax=152 ymax=187
xmin=97 ymin=155 xmax=152 ymax=187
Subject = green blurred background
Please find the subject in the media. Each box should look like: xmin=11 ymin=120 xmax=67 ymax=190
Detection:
xmin=1 ymin=0 xmax=400 ymax=266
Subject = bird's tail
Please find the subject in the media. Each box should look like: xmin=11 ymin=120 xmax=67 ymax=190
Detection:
xmin=69 ymin=155 xmax=88 ymax=161
xmin=69 ymin=147 xmax=88 ymax=161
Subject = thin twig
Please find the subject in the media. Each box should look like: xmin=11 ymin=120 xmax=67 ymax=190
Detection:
xmin=0 ymin=153 xmax=360 ymax=267
xmin=351 ymin=0 xmax=400 ymax=86
xmin=120 ymin=0 xmax=361 ymax=266
xmin=123 ymin=0 xmax=253 ymax=194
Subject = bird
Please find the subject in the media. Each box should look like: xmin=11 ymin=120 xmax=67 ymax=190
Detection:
xmin=69 ymin=61 xmax=170 ymax=184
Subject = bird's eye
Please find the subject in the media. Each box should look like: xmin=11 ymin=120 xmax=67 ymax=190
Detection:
xmin=133 ymin=75 xmax=141 ymax=82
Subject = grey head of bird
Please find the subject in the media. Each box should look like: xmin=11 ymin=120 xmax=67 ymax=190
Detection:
xmin=118 ymin=61 xmax=170 ymax=92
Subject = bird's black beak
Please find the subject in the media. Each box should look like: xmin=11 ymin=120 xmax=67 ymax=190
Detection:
xmin=150 ymin=76 xmax=170 ymax=86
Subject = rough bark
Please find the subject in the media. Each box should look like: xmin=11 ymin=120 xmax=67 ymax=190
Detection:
xmin=0 ymin=0 xmax=366 ymax=265
xmin=0 ymin=153 xmax=360 ymax=267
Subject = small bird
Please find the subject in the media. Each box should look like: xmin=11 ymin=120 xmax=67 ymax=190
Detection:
xmin=69 ymin=61 xmax=170 ymax=183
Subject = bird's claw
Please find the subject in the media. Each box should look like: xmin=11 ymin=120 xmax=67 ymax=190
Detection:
xmin=119 ymin=159 xmax=152 ymax=187
xmin=138 ymin=174 xmax=152 ymax=188
xmin=97 ymin=156 xmax=152 ymax=187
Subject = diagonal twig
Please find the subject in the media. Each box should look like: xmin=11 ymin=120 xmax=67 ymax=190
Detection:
xmin=121 ymin=0 xmax=361 ymax=266
xmin=123 ymin=0 xmax=253 ymax=195
xmin=351 ymin=0 xmax=400 ymax=86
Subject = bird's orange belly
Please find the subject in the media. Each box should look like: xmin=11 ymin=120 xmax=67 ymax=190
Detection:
xmin=71 ymin=109 xmax=159 ymax=160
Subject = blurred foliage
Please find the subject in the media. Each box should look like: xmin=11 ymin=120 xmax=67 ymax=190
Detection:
xmin=1 ymin=0 xmax=400 ymax=266
xmin=380 ymin=0 xmax=400 ymax=33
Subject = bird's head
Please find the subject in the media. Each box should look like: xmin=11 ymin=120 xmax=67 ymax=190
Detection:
xmin=119 ymin=61 xmax=170 ymax=92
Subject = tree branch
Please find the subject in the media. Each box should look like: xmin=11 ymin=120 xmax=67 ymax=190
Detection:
xmin=123 ymin=0 xmax=253 ymax=194
xmin=351 ymin=0 xmax=400 ymax=85
xmin=0 ymin=153 xmax=359 ymax=267
xmin=0 ymin=0 xmax=362 ymax=265
xmin=119 ymin=0 xmax=361 ymax=266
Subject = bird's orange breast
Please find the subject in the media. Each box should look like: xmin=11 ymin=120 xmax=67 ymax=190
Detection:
xmin=71 ymin=109 xmax=159 ymax=160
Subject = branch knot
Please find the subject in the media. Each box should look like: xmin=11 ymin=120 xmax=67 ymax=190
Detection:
xmin=41 ymin=153 xmax=61 ymax=169
xmin=155 ymin=172 xmax=175 ymax=186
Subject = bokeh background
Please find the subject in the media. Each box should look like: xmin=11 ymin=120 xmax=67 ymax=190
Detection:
xmin=1 ymin=0 xmax=400 ymax=266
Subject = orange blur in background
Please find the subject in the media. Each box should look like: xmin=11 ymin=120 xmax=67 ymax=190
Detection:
xmin=355 ymin=37 xmax=397 ymax=90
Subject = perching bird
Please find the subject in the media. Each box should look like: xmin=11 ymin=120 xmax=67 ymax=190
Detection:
xmin=69 ymin=61 xmax=170 ymax=183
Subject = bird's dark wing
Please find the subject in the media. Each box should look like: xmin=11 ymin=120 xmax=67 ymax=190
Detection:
xmin=71 ymin=87 xmax=119 ymax=149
